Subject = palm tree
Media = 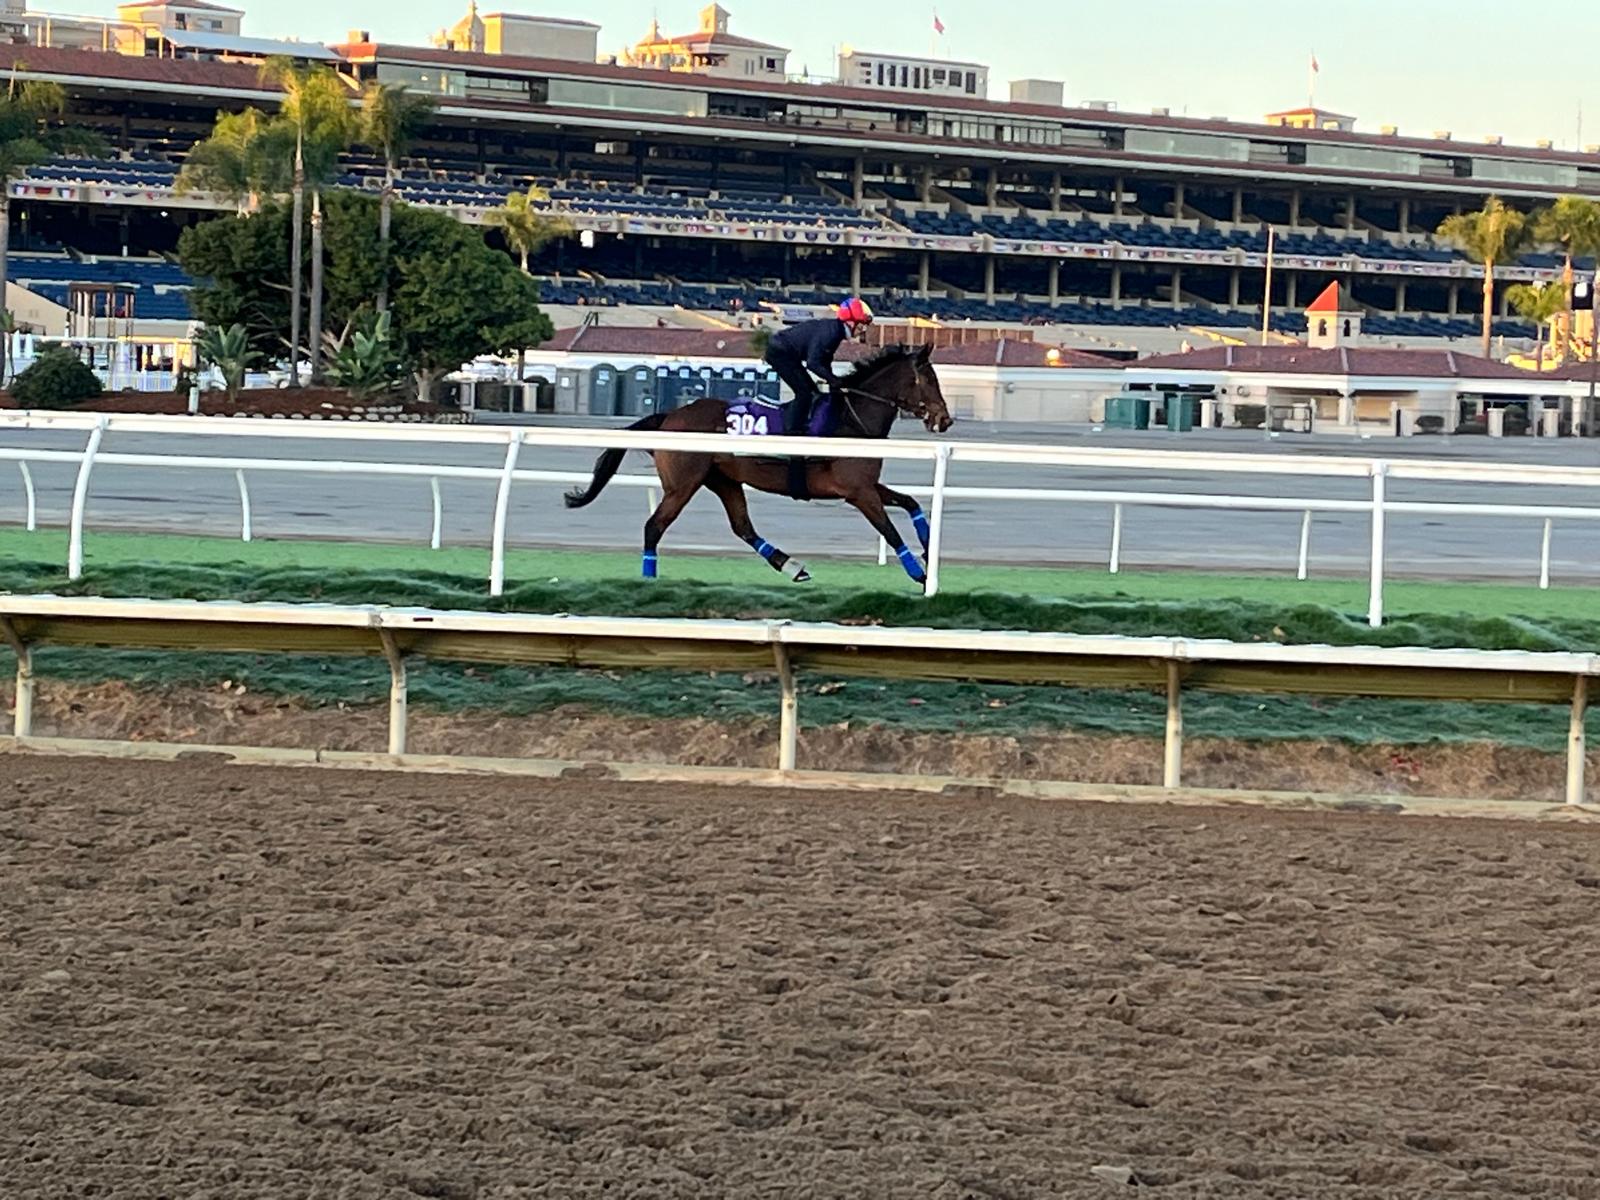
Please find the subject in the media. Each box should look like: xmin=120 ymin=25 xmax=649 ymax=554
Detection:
xmin=1534 ymin=195 xmax=1600 ymax=358
xmin=0 ymin=72 xmax=106 ymax=382
xmin=359 ymin=81 xmax=435 ymax=314
xmin=1437 ymin=197 xmax=1534 ymax=359
xmin=1506 ymin=282 xmax=1567 ymax=370
xmin=484 ymin=187 xmax=573 ymax=272
xmin=259 ymin=58 xmax=354 ymax=386
xmin=175 ymin=107 xmax=290 ymax=214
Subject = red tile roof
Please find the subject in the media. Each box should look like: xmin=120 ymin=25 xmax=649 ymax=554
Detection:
xmin=6 ymin=44 xmax=273 ymax=91
xmin=1135 ymin=344 xmax=1535 ymax=379
xmin=121 ymin=0 xmax=243 ymax=10
xmin=543 ymin=326 xmax=1118 ymax=369
xmin=670 ymin=31 xmax=786 ymax=51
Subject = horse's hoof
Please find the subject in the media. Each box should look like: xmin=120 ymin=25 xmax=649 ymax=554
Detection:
xmin=793 ymin=569 xmax=812 ymax=583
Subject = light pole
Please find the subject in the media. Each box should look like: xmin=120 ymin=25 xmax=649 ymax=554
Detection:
xmin=1581 ymin=275 xmax=1599 ymax=437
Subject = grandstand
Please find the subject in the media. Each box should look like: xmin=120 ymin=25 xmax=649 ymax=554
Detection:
xmin=1 ymin=27 xmax=1590 ymax=348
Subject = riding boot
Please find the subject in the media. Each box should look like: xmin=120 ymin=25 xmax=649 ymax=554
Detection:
xmin=786 ymin=458 xmax=811 ymax=501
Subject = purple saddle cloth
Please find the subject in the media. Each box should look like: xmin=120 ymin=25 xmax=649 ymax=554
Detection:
xmin=723 ymin=397 xmax=835 ymax=439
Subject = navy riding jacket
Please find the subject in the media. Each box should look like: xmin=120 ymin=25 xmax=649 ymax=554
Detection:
xmin=768 ymin=317 xmax=848 ymax=387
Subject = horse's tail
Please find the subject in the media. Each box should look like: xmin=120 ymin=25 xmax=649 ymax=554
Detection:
xmin=563 ymin=412 xmax=668 ymax=509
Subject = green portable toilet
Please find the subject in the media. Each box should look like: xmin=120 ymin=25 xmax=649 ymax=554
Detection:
xmin=587 ymin=363 xmax=620 ymax=415
xmin=1165 ymin=394 xmax=1196 ymax=432
xmin=619 ymin=365 xmax=654 ymax=415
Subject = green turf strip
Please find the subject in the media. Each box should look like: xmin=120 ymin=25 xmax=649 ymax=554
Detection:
xmin=2 ymin=528 xmax=1595 ymax=751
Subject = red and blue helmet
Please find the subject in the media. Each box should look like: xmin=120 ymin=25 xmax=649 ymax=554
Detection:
xmin=838 ymin=296 xmax=874 ymax=328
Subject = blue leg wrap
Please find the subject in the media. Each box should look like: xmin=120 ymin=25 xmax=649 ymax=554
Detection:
xmin=911 ymin=509 xmax=931 ymax=549
xmin=642 ymin=551 xmax=658 ymax=579
xmin=753 ymin=539 xmax=777 ymax=561
xmin=896 ymin=544 xmax=926 ymax=582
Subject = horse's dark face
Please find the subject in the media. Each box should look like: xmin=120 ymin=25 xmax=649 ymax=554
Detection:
xmin=904 ymin=344 xmax=954 ymax=433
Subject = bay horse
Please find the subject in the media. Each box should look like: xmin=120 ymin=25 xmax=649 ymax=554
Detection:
xmin=564 ymin=343 xmax=954 ymax=587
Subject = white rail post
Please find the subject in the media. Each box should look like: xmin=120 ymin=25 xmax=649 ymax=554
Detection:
xmin=1569 ymin=675 xmax=1589 ymax=807
xmin=1109 ymin=503 xmax=1124 ymax=574
xmin=235 ymin=469 xmax=252 ymax=543
xmin=66 ymin=415 xmax=109 ymax=581
xmin=0 ymin=616 xmax=32 ymax=738
xmin=773 ymin=640 xmax=798 ymax=772
xmin=1163 ymin=659 xmax=1183 ymax=789
xmin=429 ymin=476 xmax=443 ymax=551
xmin=1539 ymin=518 xmax=1553 ymax=590
xmin=378 ymin=625 xmax=407 ymax=757
xmin=1297 ymin=509 xmax=1312 ymax=580
xmin=18 ymin=462 xmax=36 ymax=531
xmin=923 ymin=444 xmax=951 ymax=597
xmin=1367 ymin=462 xmax=1388 ymax=629
xmin=878 ymin=538 xmax=889 ymax=566
xmin=489 ymin=434 xmax=522 ymax=597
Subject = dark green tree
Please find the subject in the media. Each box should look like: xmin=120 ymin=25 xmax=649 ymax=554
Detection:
xmin=180 ymin=193 xmax=554 ymax=399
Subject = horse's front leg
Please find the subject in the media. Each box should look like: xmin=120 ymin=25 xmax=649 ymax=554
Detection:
xmin=846 ymin=488 xmax=925 ymax=588
xmin=876 ymin=484 xmax=931 ymax=556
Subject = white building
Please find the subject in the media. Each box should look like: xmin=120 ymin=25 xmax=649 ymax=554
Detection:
xmin=837 ymin=46 xmax=988 ymax=98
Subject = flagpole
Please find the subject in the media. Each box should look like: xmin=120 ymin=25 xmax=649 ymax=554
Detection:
xmin=1261 ymin=227 xmax=1276 ymax=346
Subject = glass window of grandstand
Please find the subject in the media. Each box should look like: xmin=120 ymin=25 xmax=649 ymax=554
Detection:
xmin=932 ymin=68 xmax=946 ymax=87
xmin=546 ymin=79 xmax=708 ymax=118
xmin=876 ymin=63 xmax=885 ymax=86
xmin=376 ymin=65 xmax=463 ymax=96
xmin=900 ymin=64 xmax=909 ymax=87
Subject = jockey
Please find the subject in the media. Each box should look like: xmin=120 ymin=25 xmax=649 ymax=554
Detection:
xmin=763 ymin=297 xmax=874 ymax=435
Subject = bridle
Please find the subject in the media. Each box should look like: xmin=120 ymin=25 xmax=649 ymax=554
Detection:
xmin=835 ymin=356 xmax=933 ymax=431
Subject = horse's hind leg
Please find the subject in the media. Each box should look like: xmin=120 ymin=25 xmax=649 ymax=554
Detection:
xmin=642 ymin=453 xmax=708 ymax=578
xmin=876 ymin=484 xmax=931 ymax=555
xmin=704 ymin=469 xmax=810 ymax=582
xmin=848 ymin=488 xmax=925 ymax=588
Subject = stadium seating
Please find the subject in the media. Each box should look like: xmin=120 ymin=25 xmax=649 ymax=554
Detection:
xmin=7 ymin=253 xmax=193 ymax=321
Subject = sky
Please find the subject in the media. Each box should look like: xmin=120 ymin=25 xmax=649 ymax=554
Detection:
xmin=57 ymin=0 xmax=1600 ymax=149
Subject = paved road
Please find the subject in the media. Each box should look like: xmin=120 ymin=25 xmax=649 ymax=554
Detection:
xmin=3 ymin=419 xmax=1599 ymax=581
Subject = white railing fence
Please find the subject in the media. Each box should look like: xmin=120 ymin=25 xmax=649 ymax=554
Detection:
xmin=4 ymin=411 xmax=1600 ymax=627
xmin=1 ymin=595 xmax=1593 ymax=806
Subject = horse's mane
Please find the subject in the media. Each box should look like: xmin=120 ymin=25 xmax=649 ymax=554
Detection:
xmin=847 ymin=343 xmax=923 ymax=386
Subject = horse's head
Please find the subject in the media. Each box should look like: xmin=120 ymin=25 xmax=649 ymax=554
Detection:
xmin=847 ymin=343 xmax=954 ymax=434
xmin=903 ymin=343 xmax=954 ymax=433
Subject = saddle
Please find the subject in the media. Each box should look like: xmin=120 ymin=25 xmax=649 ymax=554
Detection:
xmin=722 ymin=395 xmax=837 ymax=440
xmin=723 ymin=396 xmax=838 ymax=501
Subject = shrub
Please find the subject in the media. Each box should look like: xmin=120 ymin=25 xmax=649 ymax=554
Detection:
xmin=10 ymin=348 xmax=103 ymax=409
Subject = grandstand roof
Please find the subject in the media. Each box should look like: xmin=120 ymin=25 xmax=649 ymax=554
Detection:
xmin=4 ymin=44 xmax=273 ymax=91
xmin=1135 ymin=344 xmax=1534 ymax=379
xmin=327 ymin=42 xmax=1597 ymax=170
xmin=155 ymin=30 xmax=340 ymax=61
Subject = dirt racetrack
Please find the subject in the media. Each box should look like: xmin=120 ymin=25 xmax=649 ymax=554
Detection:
xmin=5 ymin=757 xmax=1600 ymax=1199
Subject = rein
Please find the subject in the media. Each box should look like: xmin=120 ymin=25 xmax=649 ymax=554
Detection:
xmin=835 ymin=370 xmax=924 ymax=434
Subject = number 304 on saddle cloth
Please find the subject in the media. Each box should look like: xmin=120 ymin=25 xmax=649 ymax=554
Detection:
xmin=722 ymin=397 xmax=836 ymax=438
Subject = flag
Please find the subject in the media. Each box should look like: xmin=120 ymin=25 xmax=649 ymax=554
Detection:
xmin=1310 ymin=52 xmax=1319 ymax=73
xmin=934 ymin=12 xmax=945 ymax=34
